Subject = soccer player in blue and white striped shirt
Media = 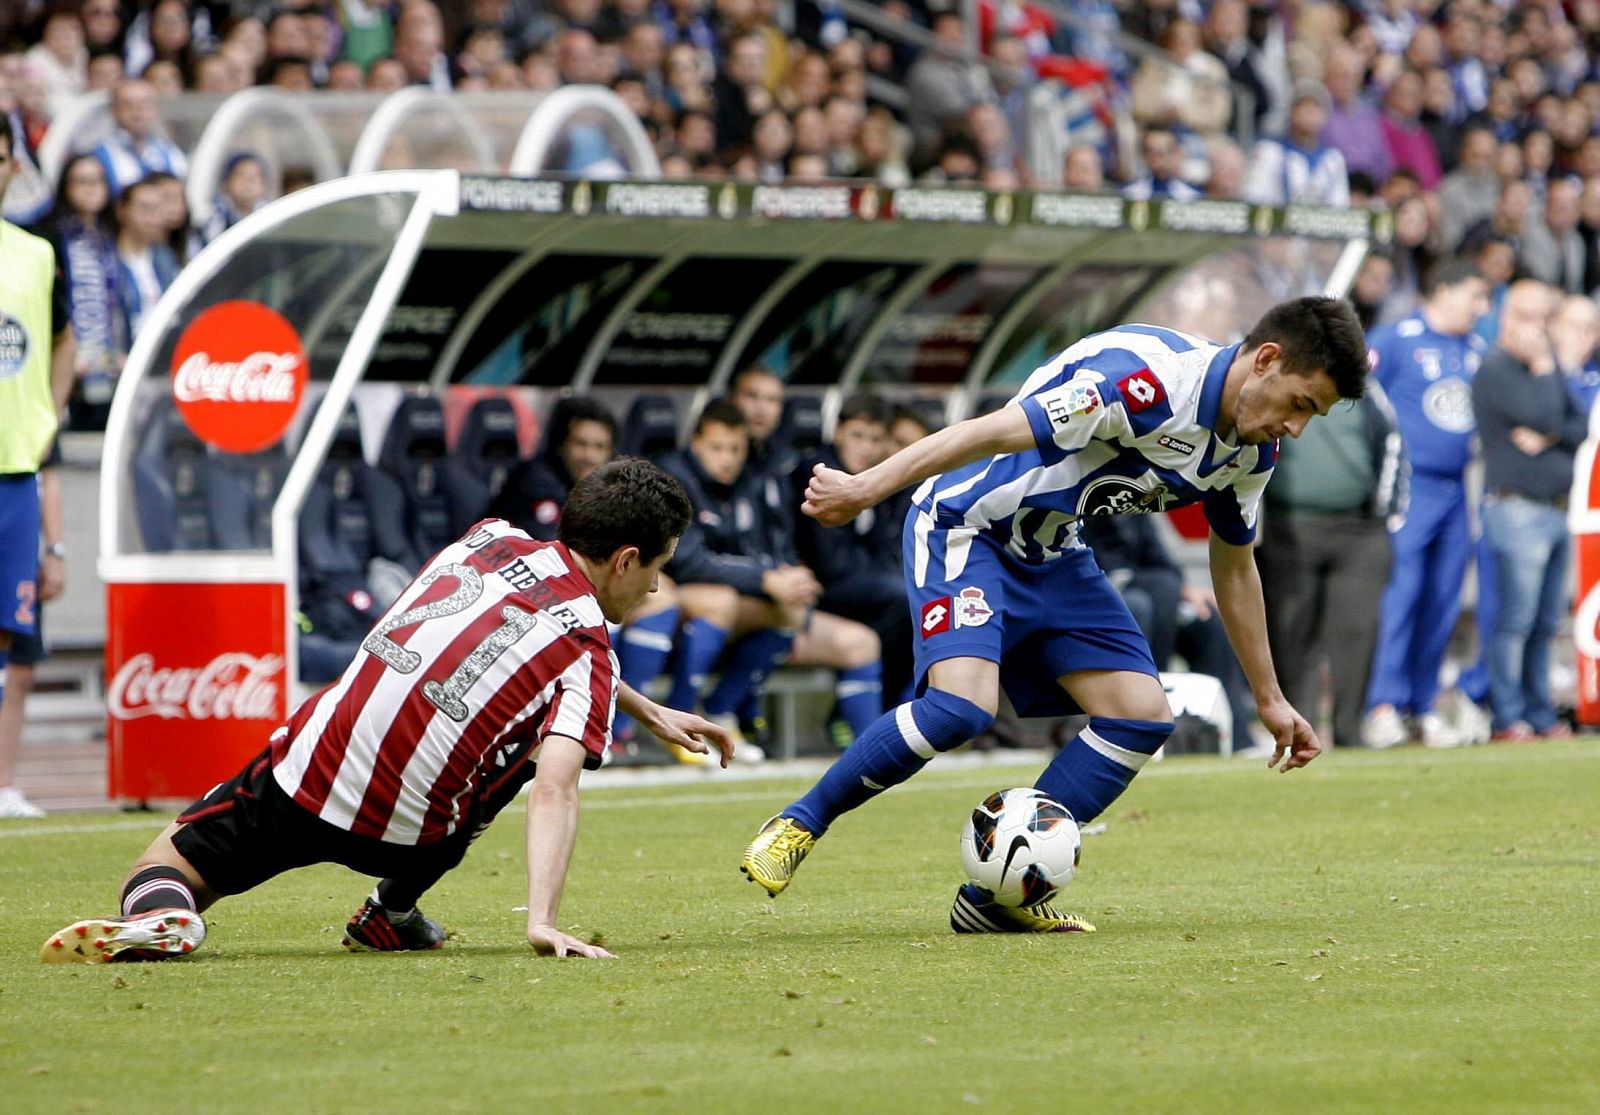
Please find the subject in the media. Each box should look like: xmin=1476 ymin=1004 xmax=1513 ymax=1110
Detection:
xmin=741 ymin=298 xmax=1371 ymax=932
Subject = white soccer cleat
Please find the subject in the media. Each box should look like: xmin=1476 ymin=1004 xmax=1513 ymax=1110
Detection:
xmin=1418 ymin=712 xmax=1464 ymax=749
xmin=1363 ymin=706 xmax=1408 ymax=749
xmin=0 ymin=786 xmax=46 ymax=818
xmin=1451 ymin=699 xmax=1492 ymax=746
xmin=41 ymin=909 xmax=206 ymax=964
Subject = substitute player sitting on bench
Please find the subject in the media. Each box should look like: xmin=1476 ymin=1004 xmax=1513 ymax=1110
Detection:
xmin=42 ymin=460 xmax=733 ymax=963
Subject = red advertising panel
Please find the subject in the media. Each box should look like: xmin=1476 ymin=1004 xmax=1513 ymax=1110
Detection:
xmin=106 ymin=581 xmax=288 ymax=799
xmin=1572 ymin=439 xmax=1600 ymax=726
xmin=171 ymin=300 xmax=308 ymax=454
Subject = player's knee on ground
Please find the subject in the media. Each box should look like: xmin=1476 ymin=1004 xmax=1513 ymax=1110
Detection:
xmin=908 ymin=688 xmax=995 ymax=753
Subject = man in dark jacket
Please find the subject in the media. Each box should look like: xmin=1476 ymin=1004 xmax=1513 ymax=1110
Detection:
xmin=1255 ymin=381 xmax=1409 ymax=748
xmin=1473 ymin=280 xmax=1583 ymax=740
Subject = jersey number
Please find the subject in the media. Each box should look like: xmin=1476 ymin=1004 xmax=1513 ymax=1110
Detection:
xmin=361 ymin=562 xmax=540 ymax=723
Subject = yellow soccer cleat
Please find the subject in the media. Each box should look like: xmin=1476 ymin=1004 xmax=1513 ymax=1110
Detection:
xmin=949 ymin=884 xmax=1096 ymax=934
xmin=739 ymin=815 xmax=817 ymax=897
xmin=41 ymin=909 xmax=207 ymax=963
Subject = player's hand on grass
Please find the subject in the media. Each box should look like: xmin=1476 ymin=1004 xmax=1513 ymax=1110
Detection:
xmin=527 ymin=924 xmax=616 ymax=959
xmin=1259 ymin=699 xmax=1322 ymax=772
xmin=803 ymin=463 xmax=870 ymax=526
xmin=648 ymin=705 xmax=736 ymax=767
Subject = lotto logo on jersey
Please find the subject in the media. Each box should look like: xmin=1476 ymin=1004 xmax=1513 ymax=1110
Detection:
xmin=1118 ymin=369 xmax=1166 ymax=413
xmin=921 ymin=597 xmax=952 ymax=637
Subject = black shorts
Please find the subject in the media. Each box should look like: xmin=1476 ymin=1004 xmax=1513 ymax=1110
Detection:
xmin=171 ymin=748 xmax=488 ymax=898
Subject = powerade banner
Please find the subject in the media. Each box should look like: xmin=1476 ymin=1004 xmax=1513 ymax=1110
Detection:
xmin=457 ymin=177 xmax=1393 ymax=243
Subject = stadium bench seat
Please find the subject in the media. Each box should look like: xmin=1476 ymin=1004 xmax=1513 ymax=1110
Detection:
xmin=133 ymin=406 xmax=221 ymax=552
xmin=619 ymin=393 xmax=681 ymax=460
xmin=779 ymin=394 xmax=825 ymax=461
xmin=374 ymin=395 xmax=472 ymax=571
xmin=448 ymin=395 xmax=523 ymax=517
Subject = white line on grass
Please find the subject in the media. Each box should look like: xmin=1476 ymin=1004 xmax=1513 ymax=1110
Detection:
xmin=2 ymin=742 xmax=1595 ymax=840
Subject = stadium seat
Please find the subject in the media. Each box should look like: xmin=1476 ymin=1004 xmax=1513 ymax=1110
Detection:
xmin=374 ymin=395 xmax=462 ymax=571
xmin=132 ymin=406 xmax=219 ymax=552
xmin=447 ymin=395 xmax=523 ymax=524
xmin=619 ymin=393 xmax=681 ymax=460
xmin=779 ymin=394 xmax=825 ymax=461
xmin=212 ymin=444 xmax=292 ymax=550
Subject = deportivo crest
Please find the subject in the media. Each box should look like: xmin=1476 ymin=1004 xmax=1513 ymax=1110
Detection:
xmin=953 ymin=587 xmax=993 ymax=628
xmin=1117 ymin=368 xmax=1166 ymax=412
xmin=1078 ymin=475 xmax=1176 ymax=515
xmin=1422 ymin=378 xmax=1474 ymax=433
xmin=0 ymin=311 xmax=31 ymax=379
xmin=1415 ymin=348 xmax=1443 ymax=381
xmin=1044 ymin=384 xmax=1100 ymax=428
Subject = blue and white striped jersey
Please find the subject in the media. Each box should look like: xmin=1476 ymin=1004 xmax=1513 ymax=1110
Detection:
xmin=912 ymin=325 xmax=1277 ymax=564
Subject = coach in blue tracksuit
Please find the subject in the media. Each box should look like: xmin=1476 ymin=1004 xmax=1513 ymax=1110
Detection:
xmin=1365 ymin=259 xmax=1491 ymax=747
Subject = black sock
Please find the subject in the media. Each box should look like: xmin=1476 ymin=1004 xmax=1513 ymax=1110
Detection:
xmin=121 ymin=865 xmax=197 ymax=916
xmin=374 ymin=879 xmax=422 ymax=920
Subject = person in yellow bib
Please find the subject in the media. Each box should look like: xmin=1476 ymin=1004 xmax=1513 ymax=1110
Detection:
xmin=0 ymin=114 xmax=76 ymax=741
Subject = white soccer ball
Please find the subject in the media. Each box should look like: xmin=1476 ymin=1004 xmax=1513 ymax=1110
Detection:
xmin=960 ymin=788 xmax=1081 ymax=908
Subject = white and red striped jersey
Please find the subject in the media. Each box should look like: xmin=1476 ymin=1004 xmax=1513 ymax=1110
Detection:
xmin=271 ymin=520 xmax=618 ymax=845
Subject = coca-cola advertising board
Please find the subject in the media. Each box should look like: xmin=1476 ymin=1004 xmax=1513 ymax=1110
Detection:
xmin=107 ymin=582 xmax=288 ymax=798
xmin=172 ymin=300 xmax=308 ymax=453
xmin=1572 ymin=438 xmax=1600 ymax=725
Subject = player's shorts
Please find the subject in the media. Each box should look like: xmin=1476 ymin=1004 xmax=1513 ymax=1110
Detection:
xmin=0 ymin=473 xmax=41 ymax=639
xmin=6 ymin=605 xmax=45 ymax=665
xmin=170 ymin=747 xmax=530 ymax=897
xmin=903 ymin=509 xmax=1158 ymax=718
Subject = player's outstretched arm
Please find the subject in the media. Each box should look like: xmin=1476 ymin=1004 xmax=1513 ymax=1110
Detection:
xmin=803 ymin=404 xmax=1036 ymax=526
xmin=525 ymin=734 xmax=616 ymax=958
xmin=616 ymin=683 xmax=736 ymax=767
xmin=1207 ymin=534 xmax=1323 ymax=772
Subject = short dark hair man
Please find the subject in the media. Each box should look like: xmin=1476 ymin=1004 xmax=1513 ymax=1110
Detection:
xmin=491 ymin=396 xmax=619 ymax=541
xmin=43 ymin=460 xmax=733 ymax=964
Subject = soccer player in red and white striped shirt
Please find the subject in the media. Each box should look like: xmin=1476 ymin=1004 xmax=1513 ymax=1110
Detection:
xmin=42 ymin=460 xmax=733 ymax=964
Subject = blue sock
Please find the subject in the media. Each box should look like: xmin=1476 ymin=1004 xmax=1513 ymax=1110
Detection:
xmin=614 ymin=606 xmax=680 ymax=735
xmin=835 ymin=660 xmax=883 ymax=737
xmin=788 ymin=689 xmax=993 ymax=836
xmin=703 ymin=627 xmax=795 ymax=716
xmin=738 ymin=688 xmax=762 ymax=724
xmin=1034 ymin=717 xmax=1173 ymax=824
xmin=668 ymin=617 xmax=728 ymax=711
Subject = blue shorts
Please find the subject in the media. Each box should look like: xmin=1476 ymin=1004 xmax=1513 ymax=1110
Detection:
xmin=903 ymin=510 xmax=1158 ymax=718
xmin=0 ymin=474 xmax=41 ymax=640
xmin=7 ymin=606 xmax=45 ymax=665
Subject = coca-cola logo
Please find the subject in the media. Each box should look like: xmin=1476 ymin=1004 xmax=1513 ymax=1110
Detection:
xmin=108 ymin=652 xmax=284 ymax=721
xmin=171 ymin=301 xmax=307 ymax=453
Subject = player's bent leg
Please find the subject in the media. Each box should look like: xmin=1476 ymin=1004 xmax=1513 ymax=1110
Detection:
xmin=42 ymin=827 xmax=215 ymax=964
xmin=791 ymin=611 xmax=884 ymax=743
xmin=742 ymin=658 xmax=998 ymax=897
xmin=1035 ymin=669 xmax=1174 ymax=826
xmin=615 ymin=578 xmax=683 ymax=740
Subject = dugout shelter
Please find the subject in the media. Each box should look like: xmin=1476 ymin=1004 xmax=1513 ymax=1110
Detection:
xmin=99 ymin=170 xmax=1383 ymax=798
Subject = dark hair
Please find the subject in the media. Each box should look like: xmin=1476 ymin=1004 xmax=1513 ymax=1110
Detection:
xmin=731 ymin=364 xmax=782 ymax=391
xmin=889 ymin=402 xmax=940 ymax=436
xmin=837 ymin=391 xmax=891 ymax=427
xmin=693 ymin=398 xmax=747 ymax=436
xmin=559 ymin=457 xmax=691 ymax=565
xmin=1242 ymin=296 xmax=1368 ymax=400
xmin=541 ymin=395 xmax=617 ymax=456
xmin=0 ymin=113 xmax=11 ymax=158
xmin=1423 ymin=256 xmax=1484 ymax=296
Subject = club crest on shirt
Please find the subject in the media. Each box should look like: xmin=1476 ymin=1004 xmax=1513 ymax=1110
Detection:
xmin=0 ymin=311 xmax=30 ymax=379
xmin=953 ymin=586 xmax=993 ymax=628
xmin=1078 ymin=475 xmax=1176 ymax=515
xmin=1422 ymin=378 xmax=1474 ymax=433
xmin=1414 ymin=348 xmax=1443 ymax=380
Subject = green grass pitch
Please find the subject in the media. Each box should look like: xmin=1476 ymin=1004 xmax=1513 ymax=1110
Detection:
xmin=3 ymin=743 xmax=1598 ymax=1115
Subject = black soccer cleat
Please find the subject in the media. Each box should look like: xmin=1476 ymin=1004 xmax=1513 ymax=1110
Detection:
xmin=342 ymin=899 xmax=447 ymax=952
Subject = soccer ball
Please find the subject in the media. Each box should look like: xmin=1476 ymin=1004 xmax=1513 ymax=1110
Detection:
xmin=960 ymin=788 xmax=1081 ymax=908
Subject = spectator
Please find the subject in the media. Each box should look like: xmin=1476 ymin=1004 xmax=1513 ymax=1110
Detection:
xmin=1460 ymin=178 xmax=1529 ymax=263
xmin=659 ymin=400 xmax=815 ymax=762
xmin=394 ymin=0 xmax=450 ymax=89
xmin=1365 ymin=259 xmax=1490 ymax=749
xmin=712 ymin=33 xmax=771 ymax=153
xmin=1256 ymin=370 xmax=1405 ymax=750
xmin=1420 ymin=66 xmax=1460 ymax=171
xmin=855 ymin=107 xmax=909 ymax=187
xmin=115 ymin=176 xmax=179 ymax=339
xmin=822 ymin=95 xmax=864 ymax=177
xmin=1204 ymin=0 xmax=1268 ymax=134
xmin=199 ymin=152 xmax=266 ymax=244
xmin=25 ymin=7 xmax=87 ymax=114
xmin=750 ymin=107 xmax=791 ymax=181
xmin=491 ymin=397 xmax=616 ymax=542
xmin=887 ymin=401 xmax=937 ymax=454
xmin=1321 ymin=44 xmax=1392 ymax=186
xmin=1350 ymin=249 xmax=1395 ymax=331
xmin=325 ymin=58 xmax=364 ymax=91
xmin=143 ymin=169 xmax=198 ymax=263
xmin=368 ymin=55 xmax=408 ymax=91
xmin=38 ymin=154 xmax=124 ymax=430
xmin=1436 ymin=126 xmax=1502 ymax=253
xmin=1522 ymin=179 xmax=1587 ymax=294
xmin=0 ymin=440 xmax=63 ymax=819
xmin=1122 ymin=125 xmax=1200 ymax=201
xmin=1243 ymin=80 xmax=1349 ymax=208
xmin=80 ymin=0 xmax=124 ymax=58
xmin=85 ymin=48 xmax=123 ymax=91
xmin=1379 ymin=196 xmax=1437 ymax=324
xmin=1130 ymin=18 xmax=1231 ymax=140
xmin=1062 ymin=143 xmax=1104 ymax=191
xmin=91 ymin=78 xmax=187 ymax=198
xmin=1553 ymin=295 xmax=1600 ymax=413
xmin=339 ymin=0 xmax=395 ymax=71
xmin=1472 ymin=77 xmax=1525 ymax=144
xmin=923 ymin=133 xmax=981 ymax=185
xmin=904 ymin=12 xmax=990 ymax=159
xmin=139 ymin=0 xmax=197 ymax=81
xmin=1473 ymin=280 xmax=1581 ymax=740
xmin=1380 ymin=70 xmax=1442 ymax=190
xmin=966 ymin=101 xmax=1022 ymax=182
xmin=1204 ymin=135 xmax=1246 ymax=199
